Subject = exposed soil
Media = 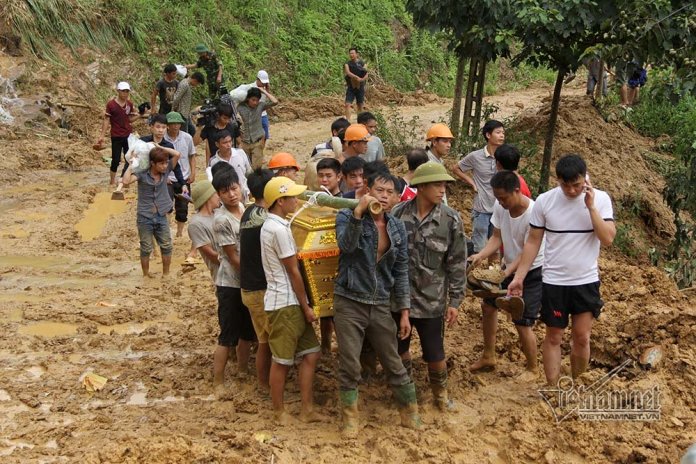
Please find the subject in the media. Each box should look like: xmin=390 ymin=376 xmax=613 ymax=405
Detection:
xmin=1 ymin=52 xmax=695 ymax=463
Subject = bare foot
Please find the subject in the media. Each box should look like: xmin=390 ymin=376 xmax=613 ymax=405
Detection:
xmin=517 ymin=370 xmax=538 ymax=382
xmin=299 ymin=408 xmax=328 ymax=423
xmin=274 ymin=410 xmax=293 ymax=425
xmin=469 ymin=357 xmax=496 ymax=372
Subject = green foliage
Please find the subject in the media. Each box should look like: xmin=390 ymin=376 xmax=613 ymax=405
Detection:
xmin=106 ymin=0 xmax=455 ymax=96
xmin=628 ymin=81 xmax=696 ymax=287
xmin=5 ymin=0 xmax=458 ymax=96
xmin=450 ymin=102 xmax=500 ymax=155
xmin=2 ymin=0 xmax=115 ymax=60
xmin=613 ymin=223 xmax=641 ymax=259
xmin=407 ymin=0 xmax=518 ymax=61
xmin=373 ymin=107 xmax=423 ymax=158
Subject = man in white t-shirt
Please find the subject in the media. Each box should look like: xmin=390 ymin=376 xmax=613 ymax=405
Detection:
xmin=260 ymin=176 xmax=321 ymax=424
xmin=508 ymin=155 xmax=616 ymax=385
xmin=208 ymin=130 xmax=251 ymax=202
xmin=468 ymin=171 xmax=544 ymax=373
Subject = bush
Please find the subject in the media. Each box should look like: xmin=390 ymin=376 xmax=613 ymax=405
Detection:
xmin=628 ymin=75 xmax=696 ymax=287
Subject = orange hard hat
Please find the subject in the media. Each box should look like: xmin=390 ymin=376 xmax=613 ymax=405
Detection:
xmin=344 ymin=124 xmax=371 ymax=142
xmin=426 ymin=123 xmax=454 ymax=141
xmin=268 ymin=152 xmax=300 ymax=170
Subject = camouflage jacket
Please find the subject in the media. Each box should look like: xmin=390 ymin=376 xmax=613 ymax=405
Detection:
xmin=391 ymin=199 xmax=467 ymax=318
xmin=196 ymin=53 xmax=222 ymax=79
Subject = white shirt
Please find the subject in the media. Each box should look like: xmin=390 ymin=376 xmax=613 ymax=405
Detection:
xmin=209 ymin=148 xmax=251 ymax=202
xmin=260 ymin=213 xmax=299 ymax=311
xmin=165 ymin=131 xmax=196 ymax=181
xmin=530 ymin=186 xmax=614 ymax=285
xmin=491 ymin=198 xmax=544 ymax=270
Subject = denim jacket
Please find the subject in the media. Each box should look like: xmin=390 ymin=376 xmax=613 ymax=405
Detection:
xmin=334 ymin=209 xmax=410 ymax=309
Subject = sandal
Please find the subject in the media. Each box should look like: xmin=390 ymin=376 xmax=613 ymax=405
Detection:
xmin=495 ymin=296 xmax=525 ymax=321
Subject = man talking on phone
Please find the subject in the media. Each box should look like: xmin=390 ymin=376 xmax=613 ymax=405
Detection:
xmin=508 ymin=154 xmax=616 ymax=386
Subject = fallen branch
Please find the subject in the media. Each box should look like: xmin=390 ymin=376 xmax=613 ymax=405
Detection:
xmin=59 ymin=102 xmax=90 ymax=109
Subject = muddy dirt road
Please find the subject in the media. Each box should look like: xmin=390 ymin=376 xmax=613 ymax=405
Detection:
xmin=1 ymin=82 xmax=694 ymax=463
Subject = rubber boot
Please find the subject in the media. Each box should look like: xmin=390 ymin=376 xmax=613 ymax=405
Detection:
xmin=392 ymin=382 xmax=421 ymax=429
xmin=339 ymin=389 xmax=359 ymax=438
xmin=429 ymin=368 xmax=455 ymax=412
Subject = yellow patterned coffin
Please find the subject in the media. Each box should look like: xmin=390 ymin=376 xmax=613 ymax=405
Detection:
xmin=290 ymin=201 xmax=339 ymax=317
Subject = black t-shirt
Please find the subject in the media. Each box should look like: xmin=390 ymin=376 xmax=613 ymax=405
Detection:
xmin=239 ymin=204 xmax=268 ymax=291
xmin=156 ymin=79 xmax=179 ymax=114
xmin=345 ymin=59 xmax=367 ymax=85
xmin=201 ymin=122 xmax=240 ymax=157
xmin=140 ymin=135 xmax=185 ymax=184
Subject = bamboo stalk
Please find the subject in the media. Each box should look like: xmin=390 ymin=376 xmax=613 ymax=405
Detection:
xmin=300 ymin=191 xmax=382 ymax=214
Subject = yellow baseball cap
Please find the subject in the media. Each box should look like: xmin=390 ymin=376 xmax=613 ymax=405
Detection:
xmin=263 ymin=176 xmax=307 ymax=206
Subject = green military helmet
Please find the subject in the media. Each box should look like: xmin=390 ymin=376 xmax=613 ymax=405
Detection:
xmin=166 ymin=111 xmax=185 ymax=124
xmin=195 ymin=43 xmax=209 ymax=53
xmin=409 ymin=161 xmax=455 ymax=186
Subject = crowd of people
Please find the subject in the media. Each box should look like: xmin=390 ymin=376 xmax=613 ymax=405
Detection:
xmin=94 ymin=44 xmax=617 ymax=434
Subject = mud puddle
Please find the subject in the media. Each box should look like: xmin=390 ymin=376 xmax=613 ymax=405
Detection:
xmin=16 ymin=312 xmax=181 ymax=337
xmin=0 ymin=293 xmax=49 ymax=303
xmin=0 ymin=255 xmax=64 ymax=269
xmin=74 ymin=192 xmax=129 ymax=241
xmin=18 ymin=321 xmax=78 ymax=337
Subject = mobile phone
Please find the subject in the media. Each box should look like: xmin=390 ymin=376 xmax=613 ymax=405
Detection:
xmin=584 ymin=173 xmax=590 ymax=192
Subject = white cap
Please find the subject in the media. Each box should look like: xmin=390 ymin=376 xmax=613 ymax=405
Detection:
xmin=257 ymin=70 xmax=270 ymax=84
xmin=116 ymin=81 xmax=131 ymax=91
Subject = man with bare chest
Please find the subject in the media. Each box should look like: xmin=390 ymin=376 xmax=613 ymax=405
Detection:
xmin=334 ymin=173 xmax=421 ymax=437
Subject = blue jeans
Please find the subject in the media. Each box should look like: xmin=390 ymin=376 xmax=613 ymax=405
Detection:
xmin=137 ymin=214 xmax=172 ymax=257
xmin=471 ymin=210 xmax=493 ymax=253
xmin=261 ymin=114 xmax=270 ymax=139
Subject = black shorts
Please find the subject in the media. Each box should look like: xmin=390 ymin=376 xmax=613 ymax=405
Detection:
xmin=483 ymin=266 xmax=542 ymax=327
xmin=540 ymin=282 xmax=604 ymax=329
xmin=345 ymin=84 xmax=365 ymax=105
xmin=216 ymin=286 xmax=256 ymax=346
xmin=392 ymin=313 xmax=445 ymax=363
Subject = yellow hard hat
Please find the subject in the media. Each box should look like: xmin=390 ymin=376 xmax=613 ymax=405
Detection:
xmin=268 ymin=152 xmax=300 ymax=170
xmin=344 ymin=124 xmax=371 ymax=142
xmin=263 ymin=176 xmax=307 ymax=206
xmin=426 ymin=123 xmax=454 ymax=141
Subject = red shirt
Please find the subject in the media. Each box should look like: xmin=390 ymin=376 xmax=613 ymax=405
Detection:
xmin=518 ymin=174 xmax=532 ymax=198
xmin=400 ymin=185 xmax=417 ymax=202
xmin=105 ymin=98 xmax=134 ymax=138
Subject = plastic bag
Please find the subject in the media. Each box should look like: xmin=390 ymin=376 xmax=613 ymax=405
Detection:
xmin=175 ymin=64 xmax=187 ymax=78
xmin=125 ymin=134 xmax=155 ymax=173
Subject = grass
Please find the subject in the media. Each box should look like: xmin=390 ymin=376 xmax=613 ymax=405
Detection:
xmin=2 ymin=0 xmax=115 ymax=61
xmin=4 ymin=0 xmax=562 ymax=99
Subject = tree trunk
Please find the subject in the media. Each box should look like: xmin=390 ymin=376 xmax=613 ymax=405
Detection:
xmin=462 ymin=57 xmax=487 ymax=140
xmin=538 ymin=68 xmax=565 ymax=194
xmin=594 ymin=59 xmax=605 ymax=101
xmin=450 ymin=57 xmax=467 ymax=139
